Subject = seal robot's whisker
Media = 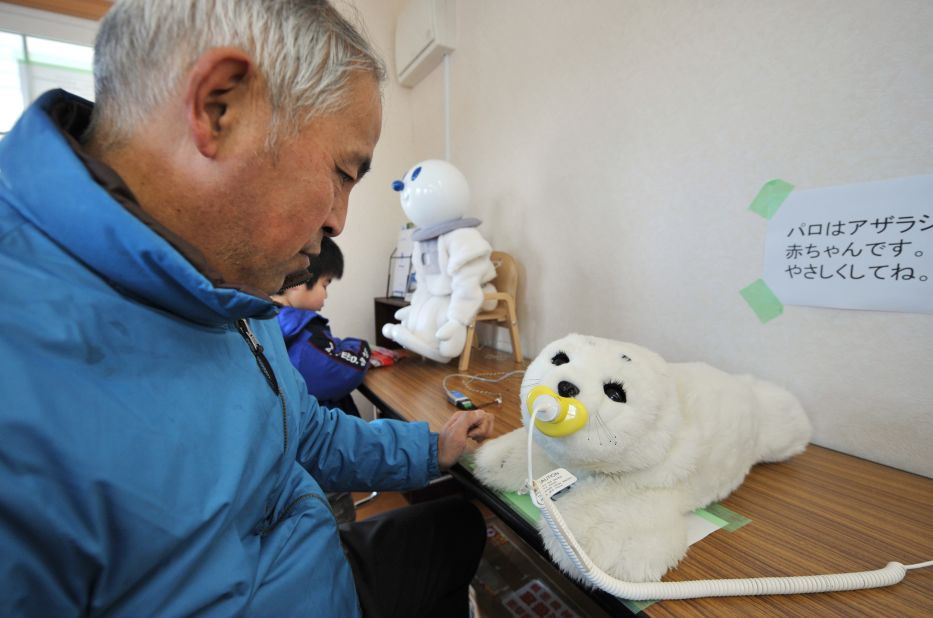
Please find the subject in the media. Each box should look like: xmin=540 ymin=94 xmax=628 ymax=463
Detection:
xmin=593 ymin=408 xmax=619 ymax=446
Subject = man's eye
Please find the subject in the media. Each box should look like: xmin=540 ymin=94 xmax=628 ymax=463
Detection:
xmin=337 ymin=169 xmax=355 ymax=184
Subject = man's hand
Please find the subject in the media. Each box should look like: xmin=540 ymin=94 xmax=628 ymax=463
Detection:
xmin=437 ymin=409 xmax=495 ymax=470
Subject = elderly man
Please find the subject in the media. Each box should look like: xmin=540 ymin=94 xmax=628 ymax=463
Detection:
xmin=0 ymin=1 xmax=493 ymax=616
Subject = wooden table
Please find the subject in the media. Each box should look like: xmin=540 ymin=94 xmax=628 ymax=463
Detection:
xmin=360 ymin=350 xmax=933 ymax=617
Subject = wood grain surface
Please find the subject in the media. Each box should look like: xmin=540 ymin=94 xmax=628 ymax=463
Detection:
xmin=363 ymin=347 xmax=528 ymax=435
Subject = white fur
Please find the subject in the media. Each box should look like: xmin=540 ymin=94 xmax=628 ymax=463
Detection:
xmin=473 ymin=334 xmax=811 ymax=583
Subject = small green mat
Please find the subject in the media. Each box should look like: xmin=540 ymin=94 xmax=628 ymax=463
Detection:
xmin=493 ymin=486 xmax=748 ymax=533
xmin=461 ymin=458 xmax=749 ymax=532
xmin=461 ymin=459 xmax=752 ymax=611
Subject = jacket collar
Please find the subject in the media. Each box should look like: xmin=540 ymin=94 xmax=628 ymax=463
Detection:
xmin=276 ymin=307 xmax=325 ymax=339
xmin=412 ymin=217 xmax=481 ymax=242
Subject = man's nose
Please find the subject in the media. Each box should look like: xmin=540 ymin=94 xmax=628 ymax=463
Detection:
xmin=322 ymin=196 xmax=348 ymax=237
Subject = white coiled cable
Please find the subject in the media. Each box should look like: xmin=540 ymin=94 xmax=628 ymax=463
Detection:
xmin=526 ymin=408 xmax=932 ymax=600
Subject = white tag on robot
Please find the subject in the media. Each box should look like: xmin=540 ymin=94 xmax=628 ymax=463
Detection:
xmin=535 ymin=468 xmax=577 ymax=500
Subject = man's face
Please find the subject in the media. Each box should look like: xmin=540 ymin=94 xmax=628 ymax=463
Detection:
xmin=208 ymin=73 xmax=382 ymax=295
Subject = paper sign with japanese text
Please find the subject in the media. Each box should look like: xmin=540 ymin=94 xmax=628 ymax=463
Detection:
xmin=763 ymin=174 xmax=933 ymax=314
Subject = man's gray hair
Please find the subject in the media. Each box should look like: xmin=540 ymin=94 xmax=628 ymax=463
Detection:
xmin=89 ymin=0 xmax=386 ymax=148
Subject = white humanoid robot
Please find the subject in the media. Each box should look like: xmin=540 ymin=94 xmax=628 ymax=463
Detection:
xmin=382 ymin=160 xmax=497 ymax=363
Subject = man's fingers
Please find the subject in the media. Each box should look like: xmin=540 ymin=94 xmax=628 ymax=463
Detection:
xmin=443 ymin=409 xmax=494 ymax=442
xmin=442 ymin=409 xmax=471 ymax=432
xmin=437 ymin=410 xmax=495 ymax=469
xmin=465 ymin=411 xmax=495 ymax=441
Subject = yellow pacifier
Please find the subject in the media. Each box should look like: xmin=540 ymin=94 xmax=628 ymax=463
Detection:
xmin=526 ymin=385 xmax=589 ymax=437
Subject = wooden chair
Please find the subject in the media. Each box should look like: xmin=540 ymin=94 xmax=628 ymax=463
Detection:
xmin=458 ymin=251 xmax=523 ymax=371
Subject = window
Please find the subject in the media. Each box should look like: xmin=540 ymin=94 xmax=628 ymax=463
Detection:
xmin=0 ymin=3 xmax=98 ymax=137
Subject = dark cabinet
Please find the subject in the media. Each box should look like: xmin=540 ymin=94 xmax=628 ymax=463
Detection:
xmin=373 ymin=297 xmax=409 ymax=349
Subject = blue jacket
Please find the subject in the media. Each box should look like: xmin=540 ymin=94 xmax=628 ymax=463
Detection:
xmin=277 ymin=307 xmax=370 ymax=403
xmin=0 ymin=91 xmax=440 ymax=617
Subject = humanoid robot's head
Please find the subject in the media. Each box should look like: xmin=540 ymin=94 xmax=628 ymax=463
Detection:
xmin=391 ymin=160 xmax=470 ymax=227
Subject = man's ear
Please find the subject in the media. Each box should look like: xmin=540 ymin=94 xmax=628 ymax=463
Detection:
xmin=184 ymin=48 xmax=254 ymax=159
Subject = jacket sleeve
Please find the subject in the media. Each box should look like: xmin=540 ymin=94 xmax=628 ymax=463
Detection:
xmin=293 ymin=387 xmax=441 ymax=492
xmin=292 ymin=317 xmax=370 ymax=402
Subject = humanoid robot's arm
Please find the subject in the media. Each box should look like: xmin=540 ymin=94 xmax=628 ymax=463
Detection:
xmin=443 ymin=228 xmax=494 ymax=326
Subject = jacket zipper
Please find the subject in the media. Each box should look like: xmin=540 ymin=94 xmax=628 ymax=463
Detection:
xmin=236 ymin=318 xmax=288 ymax=454
xmin=255 ymin=492 xmax=331 ymax=536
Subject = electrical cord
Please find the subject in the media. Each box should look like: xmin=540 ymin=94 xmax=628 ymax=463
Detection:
xmin=442 ymin=369 xmax=525 ymax=406
xmin=525 ymin=407 xmax=932 ymax=601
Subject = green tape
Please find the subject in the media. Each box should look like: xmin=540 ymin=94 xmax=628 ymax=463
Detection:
xmin=702 ymin=503 xmax=751 ymax=532
xmin=693 ymin=508 xmax=730 ymax=529
xmin=741 ymin=279 xmax=784 ymax=323
xmin=748 ymin=179 xmax=794 ymax=219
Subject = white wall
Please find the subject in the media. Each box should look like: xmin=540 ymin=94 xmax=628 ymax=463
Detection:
xmin=326 ymin=0 xmax=419 ymax=419
xmin=326 ymin=0 xmax=415 ymax=343
xmin=356 ymin=0 xmax=933 ymax=476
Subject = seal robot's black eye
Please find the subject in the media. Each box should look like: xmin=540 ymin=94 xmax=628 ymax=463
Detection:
xmin=551 ymin=351 xmax=569 ymax=366
xmin=604 ymin=381 xmax=627 ymax=403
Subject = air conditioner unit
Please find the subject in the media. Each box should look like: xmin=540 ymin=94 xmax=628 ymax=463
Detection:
xmin=395 ymin=0 xmax=455 ymax=88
